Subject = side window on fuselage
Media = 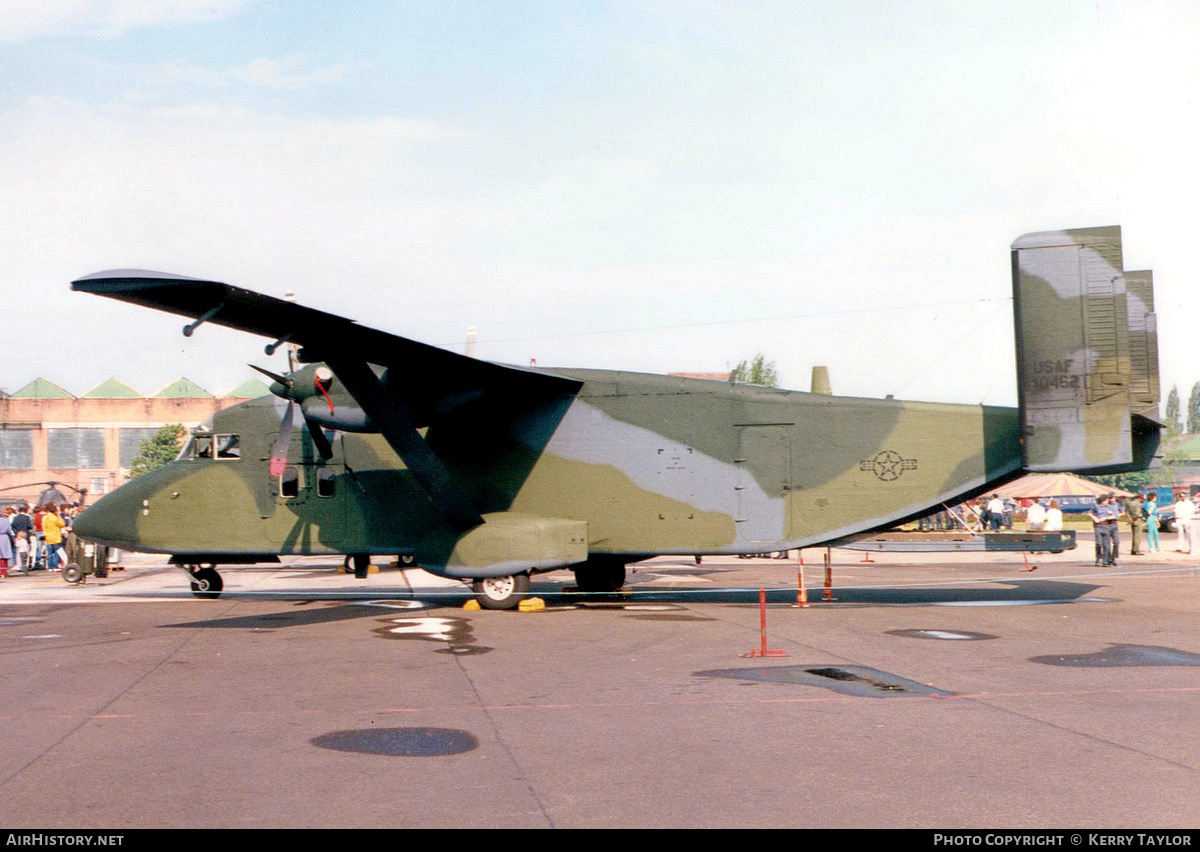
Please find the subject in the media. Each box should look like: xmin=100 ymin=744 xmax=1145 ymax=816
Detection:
xmin=317 ymin=467 xmax=336 ymax=497
xmin=279 ymin=466 xmax=300 ymax=498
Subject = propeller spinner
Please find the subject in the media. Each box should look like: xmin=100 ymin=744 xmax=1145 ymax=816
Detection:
xmin=252 ymin=363 xmax=339 ymax=468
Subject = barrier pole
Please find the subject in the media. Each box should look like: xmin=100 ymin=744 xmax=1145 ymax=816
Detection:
xmin=824 ymin=548 xmax=833 ymax=602
xmin=745 ymin=588 xmax=786 ymax=657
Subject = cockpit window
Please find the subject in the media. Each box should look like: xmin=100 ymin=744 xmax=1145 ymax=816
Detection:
xmin=181 ymin=432 xmax=236 ymax=461
xmin=182 ymin=422 xmax=215 ymax=460
xmin=189 ymin=435 xmax=213 ymax=459
xmin=215 ymin=434 xmax=240 ymax=460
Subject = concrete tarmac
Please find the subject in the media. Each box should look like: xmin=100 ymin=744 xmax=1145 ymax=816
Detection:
xmin=1 ymin=542 xmax=1198 ymax=829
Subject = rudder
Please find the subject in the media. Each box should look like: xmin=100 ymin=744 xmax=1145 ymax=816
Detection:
xmin=1011 ymin=225 xmax=1161 ymax=474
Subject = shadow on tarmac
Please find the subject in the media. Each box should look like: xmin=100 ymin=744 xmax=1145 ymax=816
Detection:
xmin=162 ymin=577 xmax=1105 ymax=631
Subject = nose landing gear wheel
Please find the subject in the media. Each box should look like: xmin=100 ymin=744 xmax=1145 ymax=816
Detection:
xmin=472 ymin=572 xmax=530 ymax=610
xmin=188 ymin=565 xmax=223 ymax=599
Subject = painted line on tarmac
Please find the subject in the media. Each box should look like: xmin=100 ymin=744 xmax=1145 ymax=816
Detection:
xmin=5 ymin=683 xmax=1200 ymax=724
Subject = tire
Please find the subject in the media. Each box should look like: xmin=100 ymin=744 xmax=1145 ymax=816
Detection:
xmin=573 ymin=559 xmax=626 ymax=593
xmin=93 ymin=546 xmax=109 ymax=579
xmin=61 ymin=563 xmax=83 ymax=584
xmin=189 ymin=566 xmax=223 ymax=599
xmin=472 ymin=572 xmax=531 ymax=610
xmin=399 ymin=554 xmax=416 ymax=567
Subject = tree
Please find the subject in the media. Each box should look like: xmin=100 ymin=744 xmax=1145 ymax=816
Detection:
xmin=129 ymin=424 xmax=187 ymax=478
xmin=1090 ymin=470 xmax=1155 ymax=493
xmin=1165 ymin=385 xmax=1181 ymax=436
xmin=729 ymin=353 xmax=779 ymax=388
xmin=1188 ymin=382 xmax=1200 ymax=434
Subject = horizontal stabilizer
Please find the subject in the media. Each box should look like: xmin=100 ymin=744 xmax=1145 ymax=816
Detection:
xmin=1011 ymin=226 xmax=1161 ymax=473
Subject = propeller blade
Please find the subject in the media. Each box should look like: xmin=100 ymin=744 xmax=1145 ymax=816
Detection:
xmin=269 ymin=401 xmax=296 ymax=477
xmin=250 ymin=363 xmax=293 ymax=389
xmin=303 ymin=413 xmax=334 ymax=460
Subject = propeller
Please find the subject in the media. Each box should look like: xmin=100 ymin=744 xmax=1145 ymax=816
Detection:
xmin=249 ymin=363 xmax=292 ymax=389
xmin=268 ymin=401 xmax=296 ymax=477
xmin=252 ymin=362 xmax=337 ymax=473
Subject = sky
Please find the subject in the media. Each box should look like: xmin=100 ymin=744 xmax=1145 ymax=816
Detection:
xmin=1 ymin=0 xmax=1196 ymax=407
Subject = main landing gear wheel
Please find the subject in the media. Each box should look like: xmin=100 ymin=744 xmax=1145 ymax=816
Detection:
xmin=188 ymin=565 xmax=223 ymax=599
xmin=346 ymin=554 xmax=370 ymax=579
xmin=472 ymin=572 xmax=531 ymax=610
xmin=573 ymin=558 xmax=627 ymax=593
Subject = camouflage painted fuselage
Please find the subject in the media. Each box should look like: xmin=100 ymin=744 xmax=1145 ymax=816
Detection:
xmin=76 ymin=368 xmax=1022 ymax=564
xmin=67 ymin=225 xmax=1161 ymax=584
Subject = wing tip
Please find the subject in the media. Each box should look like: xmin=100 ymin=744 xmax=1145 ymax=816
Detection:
xmin=71 ymin=269 xmax=219 ymax=290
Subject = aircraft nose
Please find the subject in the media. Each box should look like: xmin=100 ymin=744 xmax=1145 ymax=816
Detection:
xmin=72 ymin=489 xmax=141 ymax=547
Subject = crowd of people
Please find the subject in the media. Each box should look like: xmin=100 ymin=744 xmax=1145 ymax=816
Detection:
xmin=923 ymin=495 xmax=1065 ymax=533
xmin=1036 ymin=489 xmax=1198 ymax=567
xmin=917 ymin=488 xmax=1200 ymax=569
xmin=0 ymin=503 xmax=78 ymax=579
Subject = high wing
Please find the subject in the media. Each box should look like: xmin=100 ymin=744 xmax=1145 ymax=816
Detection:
xmin=72 ymin=269 xmax=583 ymax=531
xmin=71 ymin=269 xmax=579 ymax=425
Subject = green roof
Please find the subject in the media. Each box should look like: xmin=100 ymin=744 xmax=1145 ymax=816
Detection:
xmin=226 ymin=378 xmax=271 ymax=398
xmin=10 ymin=377 xmax=73 ymax=399
xmin=82 ymin=378 xmax=141 ymax=399
xmin=154 ymin=378 xmax=213 ymax=398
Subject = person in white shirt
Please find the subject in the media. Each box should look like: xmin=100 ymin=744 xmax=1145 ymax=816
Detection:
xmin=1026 ymin=500 xmax=1047 ymax=531
xmin=1045 ymin=500 xmax=1063 ymax=532
xmin=1173 ymin=493 xmax=1195 ymax=553
xmin=986 ymin=494 xmax=1005 ymax=531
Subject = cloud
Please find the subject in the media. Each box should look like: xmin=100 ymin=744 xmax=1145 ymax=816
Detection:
xmin=140 ymin=56 xmax=358 ymax=93
xmin=234 ymin=57 xmax=355 ymax=91
xmin=0 ymin=0 xmax=256 ymax=42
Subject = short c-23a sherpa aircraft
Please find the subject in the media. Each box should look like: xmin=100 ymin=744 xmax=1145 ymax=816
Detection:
xmin=70 ymin=226 xmax=1161 ymax=608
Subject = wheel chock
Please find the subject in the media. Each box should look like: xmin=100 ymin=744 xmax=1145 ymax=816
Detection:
xmin=518 ymin=597 xmax=545 ymax=612
xmin=463 ymin=599 xmax=481 ymax=611
xmin=340 ymin=563 xmax=380 ymax=575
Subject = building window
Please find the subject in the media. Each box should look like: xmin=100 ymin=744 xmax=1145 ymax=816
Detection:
xmin=119 ymin=428 xmax=160 ymax=468
xmin=89 ymin=476 xmax=109 ymax=495
xmin=48 ymin=428 xmax=106 ymax=469
xmin=0 ymin=429 xmax=33 ymax=470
